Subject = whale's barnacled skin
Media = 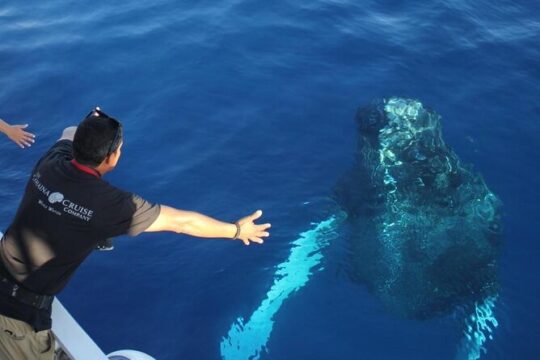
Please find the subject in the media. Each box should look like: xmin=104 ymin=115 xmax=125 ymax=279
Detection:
xmin=334 ymin=97 xmax=502 ymax=319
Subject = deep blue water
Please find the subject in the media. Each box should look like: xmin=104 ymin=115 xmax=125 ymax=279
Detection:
xmin=1 ymin=1 xmax=539 ymax=359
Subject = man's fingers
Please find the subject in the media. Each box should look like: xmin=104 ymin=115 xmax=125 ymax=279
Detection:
xmin=257 ymin=223 xmax=271 ymax=231
xmin=22 ymin=135 xmax=35 ymax=143
xmin=237 ymin=211 xmax=269 ymax=246
xmin=249 ymin=237 xmax=264 ymax=244
xmin=239 ymin=236 xmax=264 ymax=245
xmin=22 ymin=131 xmax=36 ymax=138
xmin=248 ymin=210 xmax=263 ymax=222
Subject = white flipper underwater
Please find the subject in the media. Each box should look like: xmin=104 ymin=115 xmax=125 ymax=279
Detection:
xmin=220 ymin=215 xmax=343 ymax=360
xmin=455 ymin=296 xmax=499 ymax=360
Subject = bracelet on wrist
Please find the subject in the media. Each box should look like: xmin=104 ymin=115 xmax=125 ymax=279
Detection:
xmin=233 ymin=222 xmax=241 ymax=239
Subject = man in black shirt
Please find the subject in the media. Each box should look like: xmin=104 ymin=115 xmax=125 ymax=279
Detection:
xmin=0 ymin=108 xmax=271 ymax=359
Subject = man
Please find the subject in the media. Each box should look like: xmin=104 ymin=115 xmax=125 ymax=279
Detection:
xmin=0 ymin=118 xmax=35 ymax=148
xmin=0 ymin=108 xmax=271 ymax=359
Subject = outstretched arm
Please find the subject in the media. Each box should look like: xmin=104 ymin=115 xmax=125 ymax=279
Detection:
xmin=0 ymin=118 xmax=35 ymax=148
xmin=145 ymin=206 xmax=271 ymax=245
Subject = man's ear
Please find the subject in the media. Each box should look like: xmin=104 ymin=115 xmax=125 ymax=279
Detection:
xmin=104 ymin=154 xmax=114 ymax=165
xmin=106 ymin=146 xmax=122 ymax=166
xmin=105 ymin=153 xmax=117 ymax=165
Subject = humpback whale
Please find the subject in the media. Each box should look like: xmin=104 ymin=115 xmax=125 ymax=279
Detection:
xmin=221 ymin=97 xmax=502 ymax=360
xmin=335 ymin=97 xmax=502 ymax=320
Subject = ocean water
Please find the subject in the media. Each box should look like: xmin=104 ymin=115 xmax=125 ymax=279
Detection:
xmin=0 ymin=0 xmax=539 ymax=359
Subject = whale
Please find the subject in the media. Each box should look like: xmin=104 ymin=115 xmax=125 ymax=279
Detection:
xmin=221 ymin=97 xmax=502 ymax=360
xmin=335 ymin=97 xmax=502 ymax=359
xmin=334 ymin=97 xmax=502 ymax=320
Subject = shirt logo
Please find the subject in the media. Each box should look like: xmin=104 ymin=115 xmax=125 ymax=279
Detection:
xmin=48 ymin=192 xmax=64 ymax=204
xmin=32 ymin=173 xmax=94 ymax=222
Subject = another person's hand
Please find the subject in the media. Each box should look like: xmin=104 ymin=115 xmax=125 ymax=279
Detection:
xmin=6 ymin=124 xmax=35 ymax=148
xmin=236 ymin=210 xmax=271 ymax=246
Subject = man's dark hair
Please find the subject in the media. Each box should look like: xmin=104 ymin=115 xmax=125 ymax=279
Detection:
xmin=73 ymin=113 xmax=123 ymax=167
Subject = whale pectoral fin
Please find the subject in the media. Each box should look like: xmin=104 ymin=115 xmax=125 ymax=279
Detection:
xmin=455 ymin=296 xmax=499 ymax=360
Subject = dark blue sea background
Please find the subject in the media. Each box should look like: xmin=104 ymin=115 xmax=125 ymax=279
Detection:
xmin=1 ymin=1 xmax=539 ymax=359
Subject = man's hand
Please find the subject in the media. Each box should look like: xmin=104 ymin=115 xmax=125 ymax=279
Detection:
xmin=236 ymin=210 xmax=271 ymax=246
xmin=0 ymin=119 xmax=36 ymax=148
xmin=58 ymin=126 xmax=77 ymax=142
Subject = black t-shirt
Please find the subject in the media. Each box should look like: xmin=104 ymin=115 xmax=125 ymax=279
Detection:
xmin=0 ymin=140 xmax=160 ymax=331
